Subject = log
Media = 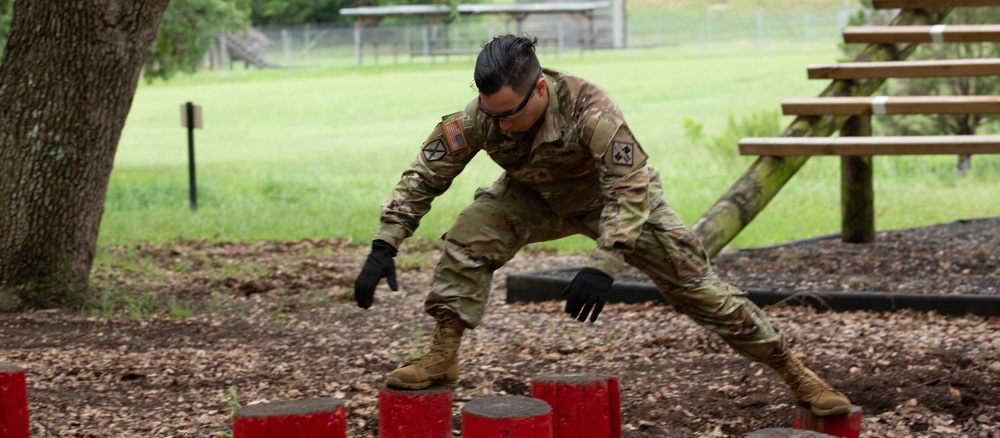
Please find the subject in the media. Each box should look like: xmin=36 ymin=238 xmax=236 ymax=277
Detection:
xmin=0 ymin=363 xmax=30 ymax=438
xmin=378 ymin=385 xmax=453 ymax=438
xmin=691 ymin=8 xmax=952 ymax=257
xmin=531 ymin=374 xmax=621 ymax=438
xmin=461 ymin=396 xmax=552 ymax=438
xmin=233 ymin=398 xmax=347 ymax=438
xmin=793 ymin=405 xmax=863 ymax=438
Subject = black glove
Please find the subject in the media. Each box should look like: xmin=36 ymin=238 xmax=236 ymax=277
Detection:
xmin=353 ymin=240 xmax=398 ymax=309
xmin=562 ymin=267 xmax=614 ymax=323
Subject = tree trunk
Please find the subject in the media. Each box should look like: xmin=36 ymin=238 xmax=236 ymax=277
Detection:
xmin=691 ymin=8 xmax=952 ymax=257
xmin=0 ymin=1 xmax=170 ymax=311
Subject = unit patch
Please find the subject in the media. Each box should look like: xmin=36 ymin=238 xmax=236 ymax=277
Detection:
xmin=612 ymin=141 xmax=634 ymax=166
xmin=443 ymin=119 xmax=468 ymax=153
xmin=422 ymin=139 xmax=448 ymax=162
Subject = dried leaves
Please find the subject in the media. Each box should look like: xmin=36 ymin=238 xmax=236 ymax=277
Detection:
xmin=1 ymin=220 xmax=998 ymax=437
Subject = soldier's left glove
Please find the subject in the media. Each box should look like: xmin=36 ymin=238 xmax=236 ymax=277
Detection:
xmin=562 ymin=267 xmax=614 ymax=323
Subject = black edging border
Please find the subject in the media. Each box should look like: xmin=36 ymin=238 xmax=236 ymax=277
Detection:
xmin=506 ymin=267 xmax=1000 ymax=317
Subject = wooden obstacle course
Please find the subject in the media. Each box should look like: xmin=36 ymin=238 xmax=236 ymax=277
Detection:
xmin=843 ymin=24 xmax=1000 ymax=43
xmin=0 ymin=363 xmax=30 ymax=438
xmin=233 ymin=398 xmax=347 ymax=438
xmin=378 ymin=384 xmax=453 ymax=438
xmin=462 ymin=396 xmax=552 ymax=437
xmin=794 ymin=405 xmax=863 ymax=438
xmin=873 ymin=0 xmax=1000 ymax=8
xmin=781 ymin=96 xmax=1000 ymax=116
xmin=739 ymin=135 xmax=1000 ymax=156
xmin=806 ymin=59 xmax=1000 ymax=80
xmin=531 ymin=373 xmax=622 ymax=438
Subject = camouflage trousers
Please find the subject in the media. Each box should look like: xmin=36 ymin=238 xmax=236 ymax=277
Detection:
xmin=426 ymin=175 xmax=785 ymax=363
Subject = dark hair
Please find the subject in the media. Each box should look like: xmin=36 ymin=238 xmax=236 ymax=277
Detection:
xmin=474 ymin=34 xmax=541 ymax=96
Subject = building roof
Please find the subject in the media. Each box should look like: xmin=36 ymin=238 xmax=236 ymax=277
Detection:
xmin=339 ymin=1 xmax=611 ymax=19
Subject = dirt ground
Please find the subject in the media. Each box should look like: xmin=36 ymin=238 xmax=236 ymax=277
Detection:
xmin=0 ymin=218 xmax=997 ymax=437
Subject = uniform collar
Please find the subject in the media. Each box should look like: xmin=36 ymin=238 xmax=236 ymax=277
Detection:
xmin=530 ymin=69 xmax=562 ymax=151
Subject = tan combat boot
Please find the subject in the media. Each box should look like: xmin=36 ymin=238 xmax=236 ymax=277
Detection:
xmin=385 ymin=308 xmax=466 ymax=390
xmin=766 ymin=348 xmax=851 ymax=416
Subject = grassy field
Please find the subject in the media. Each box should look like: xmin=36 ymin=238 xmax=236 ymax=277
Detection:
xmin=107 ymin=33 xmax=1000 ymax=253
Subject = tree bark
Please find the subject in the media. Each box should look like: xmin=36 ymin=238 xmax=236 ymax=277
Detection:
xmin=0 ymin=1 xmax=170 ymax=311
xmin=691 ymin=8 xmax=952 ymax=257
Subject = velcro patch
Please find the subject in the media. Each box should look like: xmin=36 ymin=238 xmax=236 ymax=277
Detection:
xmin=443 ymin=119 xmax=467 ymax=152
xmin=422 ymin=139 xmax=447 ymax=162
xmin=612 ymin=141 xmax=634 ymax=166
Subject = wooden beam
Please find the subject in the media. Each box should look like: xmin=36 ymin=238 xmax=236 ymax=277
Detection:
xmin=807 ymin=58 xmax=1000 ymax=79
xmin=782 ymin=96 xmax=1000 ymax=115
xmin=739 ymin=135 xmax=1000 ymax=156
xmin=873 ymin=0 xmax=1000 ymax=9
xmin=843 ymin=24 xmax=1000 ymax=43
xmin=692 ymin=8 xmax=952 ymax=258
xmin=840 ymin=116 xmax=875 ymax=244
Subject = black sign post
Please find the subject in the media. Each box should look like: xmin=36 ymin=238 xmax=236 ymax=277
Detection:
xmin=181 ymin=102 xmax=203 ymax=211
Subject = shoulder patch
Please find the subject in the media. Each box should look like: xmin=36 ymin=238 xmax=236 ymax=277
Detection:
xmin=443 ymin=119 xmax=467 ymax=153
xmin=612 ymin=141 xmax=634 ymax=166
xmin=422 ymin=139 xmax=448 ymax=162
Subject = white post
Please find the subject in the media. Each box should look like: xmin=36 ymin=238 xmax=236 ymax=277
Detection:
xmin=611 ymin=0 xmax=625 ymax=48
xmin=217 ymin=34 xmax=229 ymax=73
xmin=354 ymin=19 xmax=363 ymax=68
xmin=282 ymin=29 xmax=291 ymax=68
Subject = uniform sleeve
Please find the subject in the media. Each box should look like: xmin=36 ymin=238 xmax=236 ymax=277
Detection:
xmin=374 ymin=110 xmax=480 ymax=249
xmin=580 ymin=113 xmax=651 ymax=279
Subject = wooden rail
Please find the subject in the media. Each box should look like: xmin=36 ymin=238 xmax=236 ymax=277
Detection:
xmin=781 ymin=96 xmax=1000 ymax=116
xmin=739 ymin=135 xmax=1000 ymax=156
xmin=807 ymin=59 xmax=1000 ymax=79
xmin=843 ymin=24 xmax=1000 ymax=43
xmin=873 ymin=0 xmax=1000 ymax=8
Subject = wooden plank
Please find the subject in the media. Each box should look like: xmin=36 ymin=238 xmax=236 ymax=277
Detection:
xmin=807 ymin=58 xmax=1000 ymax=79
xmin=781 ymin=96 xmax=1000 ymax=115
xmin=873 ymin=0 xmax=1000 ymax=9
xmin=843 ymin=24 xmax=1000 ymax=43
xmin=738 ymin=135 xmax=1000 ymax=156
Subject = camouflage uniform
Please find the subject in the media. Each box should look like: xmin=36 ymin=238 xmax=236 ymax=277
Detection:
xmin=374 ymin=68 xmax=783 ymax=363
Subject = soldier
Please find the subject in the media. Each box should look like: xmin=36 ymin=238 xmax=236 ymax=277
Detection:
xmin=354 ymin=34 xmax=851 ymax=416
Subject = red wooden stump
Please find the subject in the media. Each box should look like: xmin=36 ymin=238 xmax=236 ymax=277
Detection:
xmin=531 ymin=373 xmax=621 ymax=438
xmin=0 ymin=363 xmax=30 ymax=438
xmin=461 ymin=396 xmax=552 ymax=438
xmin=233 ymin=398 xmax=346 ymax=438
xmin=793 ymin=405 xmax=862 ymax=438
xmin=378 ymin=384 xmax=453 ymax=438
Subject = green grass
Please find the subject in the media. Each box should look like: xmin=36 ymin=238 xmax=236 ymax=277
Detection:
xmin=106 ymin=38 xmax=1000 ymax=253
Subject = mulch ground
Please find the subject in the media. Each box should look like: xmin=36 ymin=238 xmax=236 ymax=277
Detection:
xmin=0 ymin=217 xmax=997 ymax=437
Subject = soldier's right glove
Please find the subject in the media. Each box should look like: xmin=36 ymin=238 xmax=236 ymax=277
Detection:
xmin=562 ymin=267 xmax=614 ymax=323
xmin=353 ymin=239 xmax=398 ymax=309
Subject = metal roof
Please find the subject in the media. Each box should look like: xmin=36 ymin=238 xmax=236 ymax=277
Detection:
xmin=340 ymin=2 xmax=611 ymax=18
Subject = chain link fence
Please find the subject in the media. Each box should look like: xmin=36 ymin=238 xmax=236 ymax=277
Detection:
xmin=218 ymin=6 xmax=857 ymax=70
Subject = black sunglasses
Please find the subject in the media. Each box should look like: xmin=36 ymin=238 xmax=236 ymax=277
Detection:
xmin=477 ymin=69 xmax=543 ymax=121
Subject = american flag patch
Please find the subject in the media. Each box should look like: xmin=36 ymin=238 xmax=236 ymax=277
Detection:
xmin=443 ymin=120 xmax=467 ymax=153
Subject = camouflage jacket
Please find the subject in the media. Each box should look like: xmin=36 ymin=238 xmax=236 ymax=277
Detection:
xmin=374 ymin=68 xmax=657 ymax=278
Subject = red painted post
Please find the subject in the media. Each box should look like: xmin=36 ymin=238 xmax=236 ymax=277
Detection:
xmin=461 ymin=396 xmax=552 ymax=438
xmin=793 ymin=405 xmax=863 ymax=438
xmin=233 ymin=398 xmax=346 ymax=438
xmin=0 ymin=363 xmax=30 ymax=438
xmin=378 ymin=385 xmax=453 ymax=438
xmin=531 ymin=374 xmax=621 ymax=438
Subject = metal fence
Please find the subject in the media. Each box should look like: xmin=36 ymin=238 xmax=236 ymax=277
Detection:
xmin=224 ymin=6 xmax=857 ymax=70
